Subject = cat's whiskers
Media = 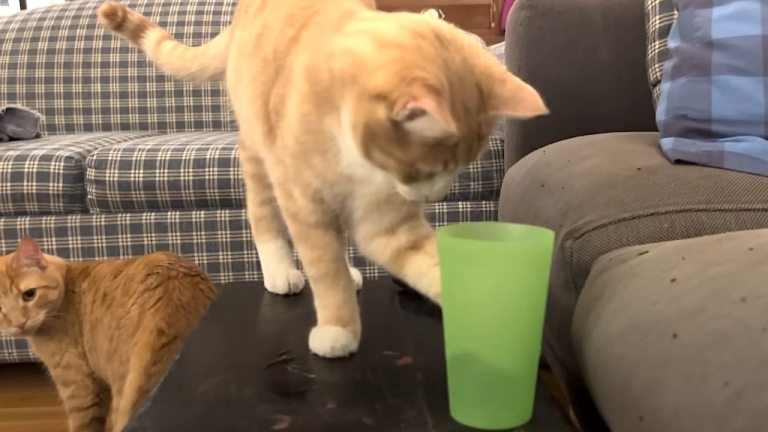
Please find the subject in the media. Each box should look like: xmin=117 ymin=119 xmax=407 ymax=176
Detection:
xmin=28 ymin=314 xmax=47 ymax=326
xmin=0 ymin=327 xmax=22 ymax=336
xmin=37 ymin=312 xmax=66 ymax=326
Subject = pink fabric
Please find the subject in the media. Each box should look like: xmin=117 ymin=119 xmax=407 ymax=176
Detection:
xmin=500 ymin=0 xmax=516 ymax=31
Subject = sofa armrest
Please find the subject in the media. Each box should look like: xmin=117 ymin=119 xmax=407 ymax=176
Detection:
xmin=503 ymin=0 xmax=657 ymax=167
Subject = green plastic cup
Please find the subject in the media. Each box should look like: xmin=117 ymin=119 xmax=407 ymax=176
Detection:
xmin=437 ymin=222 xmax=555 ymax=430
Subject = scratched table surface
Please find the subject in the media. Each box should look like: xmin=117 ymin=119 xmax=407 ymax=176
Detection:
xmin=126 ymin=279 xmax=575 ymax=432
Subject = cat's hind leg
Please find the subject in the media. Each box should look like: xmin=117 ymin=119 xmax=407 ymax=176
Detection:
xmin=110 ymin=272 xmax=213 ymax=431
xmin=110 ymin=325 xmax=190 ymax=431
xmin=239 ymin=136 xmax=305 ymax=295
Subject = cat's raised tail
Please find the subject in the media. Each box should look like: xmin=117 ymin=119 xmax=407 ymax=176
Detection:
xmin=97 ymin=2 xmax=229 ymax=82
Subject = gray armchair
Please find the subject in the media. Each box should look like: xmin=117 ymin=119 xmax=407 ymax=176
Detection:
xmin=499 ymin=0 xmax=768 ymax=431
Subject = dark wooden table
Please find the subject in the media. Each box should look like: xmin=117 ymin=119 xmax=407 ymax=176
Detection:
xmin=126 ymin=279 xmax=575 ymax=431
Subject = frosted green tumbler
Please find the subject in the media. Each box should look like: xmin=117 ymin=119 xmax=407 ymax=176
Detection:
xmin=437 ymin=222 xmax=554 ymax=430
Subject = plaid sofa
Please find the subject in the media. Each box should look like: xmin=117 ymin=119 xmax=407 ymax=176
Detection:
xmin=0 ymin=0 xmax=507 ymax=363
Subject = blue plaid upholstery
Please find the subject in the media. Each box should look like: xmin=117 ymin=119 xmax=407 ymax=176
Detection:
xmin=645 ymin=0 xmax=677 ymax=106
xmin=0 ymin=1 xmax=508 ymax=363
xmin=452 ymin=135 xmax=505 ymax=201
xmin=0 ymin=0 xmax=237 ymax=135
xmin=1 ymin=338 xmax=33 ymax=363
xmin=86 ymin=132 xmax=243 ymax=212
xmin=656 ymin=0 xmax=768 ymax=176
xmin=0 ymin=132 xmax=156 ymax=216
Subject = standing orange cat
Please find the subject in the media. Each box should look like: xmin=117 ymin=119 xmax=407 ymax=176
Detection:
xmin=98 ymin=0 xmax=547 ymax=358
xmin=0 ymin=238 xmax=215 ymax=432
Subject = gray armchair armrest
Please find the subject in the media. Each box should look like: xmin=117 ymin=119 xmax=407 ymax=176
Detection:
xmin=504 ymin=0 xmax=657 ymax=167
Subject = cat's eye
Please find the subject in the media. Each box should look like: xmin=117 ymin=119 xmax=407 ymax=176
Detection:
xmin=21 ymin=289 xmax=37 ymax=302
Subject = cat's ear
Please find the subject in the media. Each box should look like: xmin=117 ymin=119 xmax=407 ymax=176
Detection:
xmin=487 ymin=71 xmax=549 ymax=119
xmin=392 ymin=93 xmax=457 ymax=140
xmin=14 ymin=237 xmax=47 ymax=270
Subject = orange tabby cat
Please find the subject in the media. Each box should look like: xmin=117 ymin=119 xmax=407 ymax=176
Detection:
xmin=97 ymin=0 xmax=547 ymax=358
xmin=0 ymin=238 xmax=215 ymax=432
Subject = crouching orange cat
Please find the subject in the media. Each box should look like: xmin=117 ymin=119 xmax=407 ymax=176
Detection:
xmin=97 ymin=0 xmax=547 ymax=359
xmin=0 ymin=238 xmax=215 ymax=432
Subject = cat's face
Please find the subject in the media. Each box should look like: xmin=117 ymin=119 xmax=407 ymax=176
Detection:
xmin=0 ymin=238 xmax=66 ymax=337
xmin=339 ymin=13 xmax=548 ymax=203
xmin=355 ymin=100 xmax=497 ymax=202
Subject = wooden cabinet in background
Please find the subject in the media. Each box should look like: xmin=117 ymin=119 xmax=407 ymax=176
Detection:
xmin=376 ymin=0 xmax=505 ymax=45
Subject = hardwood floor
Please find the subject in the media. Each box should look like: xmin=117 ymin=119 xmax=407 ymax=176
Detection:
xmin=0 ymin=363 xmax=67 ymax=432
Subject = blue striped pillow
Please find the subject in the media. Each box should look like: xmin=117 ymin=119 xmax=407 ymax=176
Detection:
xmin=656 ymin=0 xmax=768 ymax=176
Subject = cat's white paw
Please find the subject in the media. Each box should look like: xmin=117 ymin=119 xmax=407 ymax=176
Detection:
xmin=431 ymin=290 xmax=442 ymax=307
xmin=309 ymin=325 xmax=360 ymax=358
xmin=264 ymin=268 xmax=305 ymax=295
xmin=258 ymin=240 xmax=305 ymax=295
xmin=349 ymin=266 xmax=363 ymax=290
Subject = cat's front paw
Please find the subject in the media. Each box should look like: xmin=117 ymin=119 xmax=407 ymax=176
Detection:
xmin=309 ymin=325 xmax=360 ymax=358
xmin=349 ymin=266 xmax=363 ymax=291
xmin=430 ymin=290 xmax=442 ymax=307
xmin=264 ymin=268 xmax=305 ymax=295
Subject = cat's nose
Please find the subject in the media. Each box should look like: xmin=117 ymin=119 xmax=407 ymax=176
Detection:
xmin=14 ymin=320 xmax=28 ymax=330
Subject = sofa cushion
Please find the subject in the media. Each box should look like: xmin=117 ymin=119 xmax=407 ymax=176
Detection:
xmin=0 ymin=336 xmax=33 ymax=363
xmin=451 ymin=134 xmax=506 ymax=201
xmin=86 ymin=132 xmax=243 ymax=213
xmin=86 ymin=131 xmax=506 ymax=213
xmin=656 ymin=0 xmax=768 ymax=177
xmin=0 ymin=132 xmax=156 ymax=216
xmin=574 ymin=229 xmax=768 ymax=431
xmin=645 ymin=0 xmax=676 ymax=106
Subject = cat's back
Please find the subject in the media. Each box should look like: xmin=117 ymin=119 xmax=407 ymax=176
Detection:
xmin=119 ymin=252 xmax=214 ymax=300
xmin=226 ymin=0 xmax=374 ymax=130
xmin=130 ymin=252 xmax=215 ymax=308
xmin=78 ymin=252 xmax=215 ymax=318
xmin=84 ymin=252 xmax=207 ymax=283
xmin=129 ymin=252 xmax=209 ymax=281
xmin=230 ymin=0 xmax=372 ymax=54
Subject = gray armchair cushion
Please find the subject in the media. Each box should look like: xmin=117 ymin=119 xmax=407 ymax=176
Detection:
xmin=574 ymin=229 xmax=768 ymax=432
xmin=499 ymin=132 xmax=768 ymax=429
